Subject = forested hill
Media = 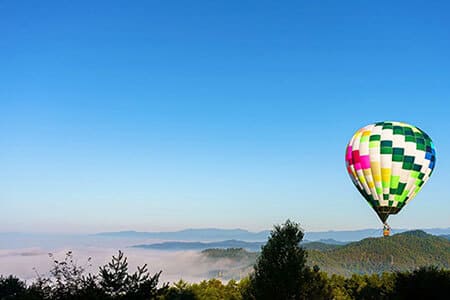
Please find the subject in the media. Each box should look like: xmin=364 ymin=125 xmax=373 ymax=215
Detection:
xmin=307 ymin=230 xmax=450 ymax=276
xmin=200 ymin=230 xmax=450 ymax=278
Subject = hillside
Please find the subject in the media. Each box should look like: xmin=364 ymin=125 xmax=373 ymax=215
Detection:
xmin=302 ymin=241 xmax=343 ymax=251
xmin=202 ymin=248 xmax=259 ymax=261
xmin=200 ymin=248 xmax=258 ymax=280
xmin=199 ymin=231 xmax=450 ymax=277
xmin=307 ymin=230 xmax=450 ymax=276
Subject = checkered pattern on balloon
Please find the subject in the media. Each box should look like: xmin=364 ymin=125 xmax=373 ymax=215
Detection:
xmin=345 ymin=121 xmax=436 ymax=226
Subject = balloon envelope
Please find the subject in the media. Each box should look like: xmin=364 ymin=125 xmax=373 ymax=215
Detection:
xmin=345 ymin=121 xmax=436 ymax=223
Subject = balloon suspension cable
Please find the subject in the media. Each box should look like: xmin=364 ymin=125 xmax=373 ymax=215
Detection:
xmin=383 ymin=222 xmax=391 ymax=237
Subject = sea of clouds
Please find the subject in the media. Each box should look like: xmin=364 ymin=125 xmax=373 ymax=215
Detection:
xmin=0 ymin=234 xmax=250 ymax=283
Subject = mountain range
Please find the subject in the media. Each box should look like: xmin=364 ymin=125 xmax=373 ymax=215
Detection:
xmin=132 ymin=239 xmax=347 ymax=252
xmin=97 ymin=227 xmax=450 ymax=242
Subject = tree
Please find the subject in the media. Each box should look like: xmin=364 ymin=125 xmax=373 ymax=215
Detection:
xmin=392 ymin=266 xmax=450 ymax=300
xmin=98 ymin=250 xmax=168 ymax=299
xmin=163 ymin=280 xmax=196 ymax=300
xmin=0 ymin=275 xmax=27 ymax=299
xmin=249 ymin=219 xmax=310 ymax=300
xmin=47 ymin=251 xmax=97 ymax=299
xmin=302 ymin=266 xmax=333 ymax=300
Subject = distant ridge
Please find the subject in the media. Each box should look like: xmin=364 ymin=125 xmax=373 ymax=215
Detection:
xmin=132 ymin=238 xmax=347 ymax=252
xmin=96 ymin=228 xmax=269 ymax=241
xmin=96 ymin=227 xmax=450 ymax=242
xmin=441 ymin=234 xmax=450 ymax=240
xmin=132 ymin=239 xmax=265 ymax=251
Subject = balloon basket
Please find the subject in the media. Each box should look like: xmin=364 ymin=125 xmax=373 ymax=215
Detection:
xmin=383 ymin=223 xmax=391 ymax=237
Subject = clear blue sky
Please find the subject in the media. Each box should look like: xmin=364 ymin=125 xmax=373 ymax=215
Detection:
xmin=1 ymin=1 xmax=449 ymax=233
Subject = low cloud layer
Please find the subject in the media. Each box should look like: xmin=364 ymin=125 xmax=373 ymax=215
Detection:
xmin=0 ymin=246 xmax=251 ymax=283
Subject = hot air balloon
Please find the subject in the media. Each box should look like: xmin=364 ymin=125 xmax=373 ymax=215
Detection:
xmin=345 ymin=121 xmax=436 ymax=236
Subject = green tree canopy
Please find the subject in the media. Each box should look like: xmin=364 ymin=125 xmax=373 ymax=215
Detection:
xmin=250 ymin=219 xmax=331 ymax=300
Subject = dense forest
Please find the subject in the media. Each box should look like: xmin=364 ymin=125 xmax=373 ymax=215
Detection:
xmin=1 ymin=222 xmax=449 ymax=299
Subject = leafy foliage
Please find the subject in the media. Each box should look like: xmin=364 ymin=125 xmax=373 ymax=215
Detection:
xmin=248 ymin=219 xmax=332 ymax=300
xmin=392 ymin=266 xmax=450 ymax=300
xmin=162 ymin=278 xmax=248 ymax=300
xmin=98 ymin=250 xmax=165 ymax=299
xmin=0 ymin=275 xmax=27 ymax=299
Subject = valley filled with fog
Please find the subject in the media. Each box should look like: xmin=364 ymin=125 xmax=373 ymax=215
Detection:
xmin=0 ymin=233 xmax=252 ymax=283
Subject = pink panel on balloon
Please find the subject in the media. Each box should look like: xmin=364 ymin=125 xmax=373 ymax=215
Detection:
xmin=352 ymin=150 xmax=361 ymax=170
xmin=346 ymin=146 xmax=353 ymax=162
xmin=360 ymin=155 xmax=371 ymax=169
